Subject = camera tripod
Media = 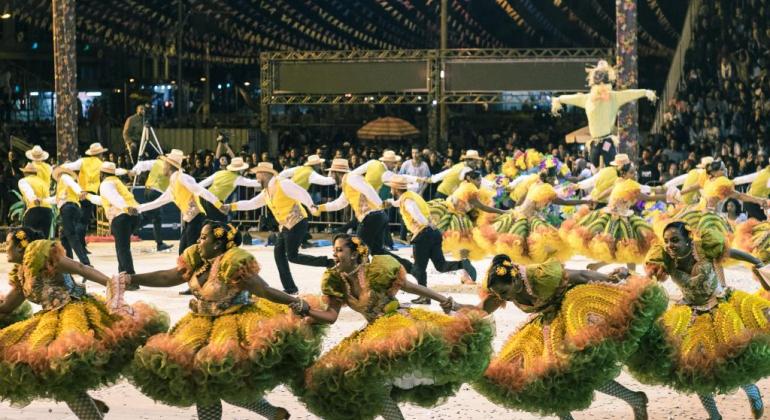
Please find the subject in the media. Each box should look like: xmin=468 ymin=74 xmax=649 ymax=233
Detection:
xmin=129 ymin=122 xmax=164 ymax=188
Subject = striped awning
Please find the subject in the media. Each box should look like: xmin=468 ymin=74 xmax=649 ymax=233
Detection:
xmin=357 ymin=117 xmax=419 ymax=140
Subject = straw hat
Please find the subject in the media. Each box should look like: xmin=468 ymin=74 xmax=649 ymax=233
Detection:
xmin=20 ymin=163 xmax=37 ymax=174
xmin=304 ymin=154 xmax=325 ymax=167
xmin=385 ymin=175 xmax=409 ymax=190
xmin=100 ymin=162 xmax=127 ymax=176
xmin=161 ymin=151 xmax=187 ymax=169
xmin=461 ymin=150 xmax=483 ymax=160
xmin=379 ymin=150 xmax=402 ymax=163
xmin=609 ymin=153 xmax=631 ymax=167
xmin=25 ymin=145 xmax=49 ymax=161
xmin=326 ymin=158 xmax=350 ymax=173
xmin=696 ymin=156 xmax=715 ymax=169
xmin=52 ymin=166 xmax=76 ymax=180
xmin=250 ymin=162 xmax=278 ymax=176
xmin=226 ymin=157 xmax=249 ymax=172
xmin=85 ymin=142 xmax=108 ymax=156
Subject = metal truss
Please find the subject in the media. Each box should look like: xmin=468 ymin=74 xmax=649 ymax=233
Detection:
xmin=261 ymin=49 xmax=436 ymax=62
xmin=442 ymin=48 xmax=612 ymax=59
xmin=267 ymin=93 xmax=429 ymax=105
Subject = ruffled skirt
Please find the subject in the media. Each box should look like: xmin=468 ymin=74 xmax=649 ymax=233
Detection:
xmin=129 ymin=298 xmax=325 ymax=407
xmin=627 ymin=290 xmax=770 ymax=395
xmin=300 ymin=307 xmax=494 ymax=420
xmin=474 ymin=213 xmax=571 ymax=264
xmin=653 ymin=207 xmax=732 ymax=241
xmin=0 ymin=296 xmax=167 ymax=405
xmin=474 ymin=277 xmax=667 ymax=415
xmin=429 ymin=200 xmax=488 ymax=260
xmin=560 ymin=207 xmax=657 ymax=264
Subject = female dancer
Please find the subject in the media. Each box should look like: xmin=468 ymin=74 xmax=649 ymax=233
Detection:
xmin=0 ymin=227 xmax=167 ymax=419
xmin=122 ymin=221 xmax=325 ymax=420
xmin=628 ymin=221 xmax=770 ymax=420
xmin=561 ymin=155 xmax=667 ymax=270
xmin=429 ymin=169 xmax=505 ymax=264
xmin=476 ymin=165 xmax=593 ymax=264
xmin=474 ymin=254 xmax=667 ymax=419
xmin=291 ymin=234 xmax=494 ymax=420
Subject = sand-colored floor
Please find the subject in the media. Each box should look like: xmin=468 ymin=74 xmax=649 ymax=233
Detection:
xmin=0 ymin=240 xmax=767 ymax=419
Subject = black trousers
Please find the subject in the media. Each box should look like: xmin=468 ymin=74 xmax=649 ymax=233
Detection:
xmin=143 ymin=189 xmax=167 ymax=245
xmin=23 ymin=207 xmax=53 ymax=237
xmin=435 ymin=191 xmax=448 ymax=200
xmin=356 ymin=211 xmax=413 ymax=271
xmin=111 ymin=214 xmax=140 ymax=274
xmin=410 ymin=227 xmax=463 ymax=286
xmin=179 ymin=213 xmax=206 ymax=255
xmin=60 ymin=203 xmax=90 ymax=265
xmin=274 ymin=218 xmax=332 ymax=293
xmin=745 ymin=202 xmax=768 ymax=221
xmin=201 ymin=199 xmax=228 ymax=223
xmin=590 ymin=136 xmax=616 ymax=168
xmin=79 ymin=192 xmax=97 ymax=244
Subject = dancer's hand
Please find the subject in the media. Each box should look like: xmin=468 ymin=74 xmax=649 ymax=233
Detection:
xmin=440 ymin=296 xmax=459 ymax=314
xmin=78 ymin=191 xmax=88 ymax=201
xmin=608 ymin=267 xmax=630 ymax=282
xmin=551 ymin=98 xmax=563 ymax=116
xmin=127 ymin=207 xmax=139 ymax=216
xmin=645 ymin=90 xmax=658 ymax=102
xmin=309 ymin=205 xmax=321 ymax=216
xmin=219 ymin=204 xmax=231 ymax=213
xmin=289 ymin=299 xmax=310 ymax=316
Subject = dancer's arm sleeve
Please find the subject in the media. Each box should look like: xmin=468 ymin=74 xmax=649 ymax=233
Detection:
xmin=231 ymin=191 xmax=266 ymax=211
xmin=309 ymin=171 xmax=336 ymax=186
xmin=280 ymin=180 xmax=315 ymax=208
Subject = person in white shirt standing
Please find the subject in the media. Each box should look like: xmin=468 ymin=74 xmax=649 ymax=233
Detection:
xmin=49 ymin=166 xmax=91 ymax=265
xmin=198 ymin=156 xmax=261 ymax=223
xmin=231 ymin=162 xmax=332 ymax=294
xmin=87 ymin=162 xmax=141 ymax=282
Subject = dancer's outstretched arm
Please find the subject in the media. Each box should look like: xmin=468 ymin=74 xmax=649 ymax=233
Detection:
xmin=301 ymin=297 xmax=343 ymax=324
xmin=477 ymin=295 xmax=505 ymax=315
xmin=728 ymin=248 xmax=763 ymax=267
xmin=565 ymin=267 xmax=627 ymax=285
xmin=401 ymin=279 xmax=457 ymax=313
xmin=470 ymin=197 xmax=506 ymax=214
xmin=242 ymin=274 xmax=301 ymax=306
xmin=57 ymin=257 xmax=110 ymax=286
xmin=129 ymin=268 xmax=187 ymax=287
xmin=0 ymin=285 xmax=24 ymax=314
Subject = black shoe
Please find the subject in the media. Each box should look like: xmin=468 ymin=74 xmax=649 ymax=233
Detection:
xmin=461 ymin=259 xmax=477 ymax=281
xmin=411 ymin=297 xmax=431 ymax=305
xmin=284 ymin=290 xmax=299 ymax=296
xmin=157 ymin=243 xmax=173 ymax=252
xmin=85 ymin=248 xmax=92 ymax=255
xmin=126 ymin=283 xmax=140 ymax=291
xmin=179 ymin=288 xmax=193 ymax=295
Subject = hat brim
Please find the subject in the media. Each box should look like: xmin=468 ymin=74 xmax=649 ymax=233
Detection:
xmin=160 ymin=155 xmax=185 ymax=169
xmin=379 ymin=157 xmax=402 ymax=163
xmin=21 ymin=168 xmax=37 ymax=174
xmin=52 ymin=167 xmax=76 ymax=179
xmin=327 ymin=167 xmax=350 ymax=173
xmin=385 ymin=181 xmax=408 ymax=190
xmin=462 ymin=155 xmax=483 ymax=160
xmin=227 ymin=163 xmax=250 ymax=172
xmin=25 ymin=151 xmax=49 ymax=161
xmin=251 ymin=168 xmax=278 ymax=176
xmin=85 ymin=148 xmax=107 ymax=156
xmin=304 ymin=159 xmax=325 ymax=166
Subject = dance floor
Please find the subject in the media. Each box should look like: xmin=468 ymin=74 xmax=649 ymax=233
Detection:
xmin=0 ymin=241 xmax=765 ymax=419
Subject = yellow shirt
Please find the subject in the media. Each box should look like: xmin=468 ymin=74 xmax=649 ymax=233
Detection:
xmin=591 ymin=167 xmax=618 ymax=203
xmin=398 ymin=191 xmax=431 ymax=235
xmin=207 ymin=170 xmax=240 ymax=202
xmin=682 ymin=168 xmax=708 ymax=205
xmin=78 ymin=156 xmax=103 ymax=192
xmin=265 ymin=180 xmax=308 ymax=229
xmin=55 ymin=176 xmax=80 ymax=206
xmin=342 ymin=173 xmax=381 ymax=220
xmin=748 ymin=167 xmax=770 ymax=198
xmin=21 ymin=176 xmax=51 ymax=209
xmin=145 ymin=159 xmax=169 ymax=192
xmin=364 ymin=160 xmax=387 ymax=191
xmin=291 ymin=166 xmax=315 ymax=190
xmin=437 ymin=163 xmax=465 ymax=196
xmin=33 ymin=161 xmax=52 ymax=190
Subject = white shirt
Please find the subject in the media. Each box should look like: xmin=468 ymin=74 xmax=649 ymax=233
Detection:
xmin=233 ymin=177 xmax=314 ymax=211
xmin=351 ymin=160 xmax=421 ymax=185
xmin=198 ymin=172 xmax=262 ymax=190
xmin=131 ymin=160 xmax=157 ymax=174
xmin=388 ymin=196 xmax=429 ymax=227
xmin=664 ymin=173 xmax=689 ymax=189
xmin=733 ymin=170 xmax=770 ymax=188
xmin=46 ymin=174 xmax=83 ymax=208
xmin=18 ymin=178 xmax=46 ymax=203
xmin=89 ymin=178 xmax=135 ymax=222
xmin=322 ymin=173 xmax=382 ymax=221
xmin=138 ymin=171 xmax=222 ymax=221
xmin=278 ymin=165 xmax=336 ymax=186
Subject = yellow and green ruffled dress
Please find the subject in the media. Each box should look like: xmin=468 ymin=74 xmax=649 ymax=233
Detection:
xmin=300 ymin=255 xmax=494 ymax=420
xmin=475 ymin=181 xmax=571 ymax=264
xmin=129 ymin=245 xmax=326 ymax=407
xmin=474 ymin=261 xmax=667 ymax=415
xmin=429 ymin=181 xmax=495 ymax=260
xmin=627 ymin=231 xmax=770 ymax=394
xmin=734 ymin=219 xmax=770 ymax=264
xmin=654 ymin=175 xmax=734 ymax=240
xmin=561 ymin=178 xmax=657 ymax=263
xmin=0 ymin=239 xmax=168 ymax=405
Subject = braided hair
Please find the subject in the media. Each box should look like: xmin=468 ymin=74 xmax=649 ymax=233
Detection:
xmin=205 ymin=221 xmax=242 ymax=251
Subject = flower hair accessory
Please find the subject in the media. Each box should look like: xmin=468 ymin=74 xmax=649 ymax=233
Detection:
xmin=350 ymin=236 xmax=369 ymax=260
xmin=14 ymin=230 xmax=29 ymax=249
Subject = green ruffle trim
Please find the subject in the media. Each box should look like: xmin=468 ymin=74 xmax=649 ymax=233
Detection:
xmin=627 ymin=323 xmax=770 ymax=395
xmin=0 ymin=302 xmax=33 ymax=329
xmin=129 ymin=318 xmax=326 ymax=407
xmin=0 ymin=298 xmax=168 ymax=405
xmin=473 ymin=283 xmax=667 ymax=415
xmin=298 ymin=312 xmax=494 ymax=420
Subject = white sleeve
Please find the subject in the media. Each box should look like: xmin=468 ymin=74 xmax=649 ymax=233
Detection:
xmin=179 ymin=173 xmax=221 ymax=205
xmin=321 ymin=193 xmax=350 ymax=212
xmin=664 ymin=173 xmax=689 ymax=188
xmin=382 ymin=170 xmax=419 ymax=184
xmin=198 ymin=173 xmax=216 ymax=188
xmin=137 ymin=187 xmax=172 ymax=213
xmin=232 ymin=191 xmax=266 ymax=211
xmin=87 ymin=194 xmax=103 ymax=206
xmin=404 ymin=199 xmax=429 ymax=226
xmin=235 ymin=176 xmax=262 ymax=189
xmin=350 ymin=160 xmax=374 ymax=176
xmin=481 ymin=177 xmax=496 ymax=190
xmin=577 ymin=173 xmax=598 ymax=190
xmin=18 ymin=179 xmax=36 ymax=201
xmin=61 ymin=174 xmax=83 ymax=195
xmin=131 ymin=160 xmax=155 ymax=174
xmin=640 ymin=185 xmax=652 ymax=195
xmin=278 ymin=166 xmax=297 ymax=179
xmin=61 ymin=158 xmax=83 ymax=171
xmin=733 ymin=171 xmax=759 ymax=186
xmin=347 ymin=175 xmax=382 ymax=207
xmin=44 ymin=197 xmax=56 ymax=205
xmin=280 ymin=180 xmax=315 ymax=208
xmin=429 ymin=167 xmax=451 ymax=183
xmin=100 ymin=181 xmax=128 ymax=209
xmin=309 ymin=171 xmax=336 ymax=186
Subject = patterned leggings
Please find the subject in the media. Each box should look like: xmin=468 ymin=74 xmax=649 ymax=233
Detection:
xmin=558 ymin=380 xmax=646 ymax=420
xmin=196 ymin=398 xmax=283 ymax=420
xmin=698 ymin=384 xmax=763 ymax=420
xmin=65 ymin=393 xmax=104 ymax=420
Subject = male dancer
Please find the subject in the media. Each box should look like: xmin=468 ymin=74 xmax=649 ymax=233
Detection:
xmin=278 ymin=154 xmax=336 ymax=190
xmin=18 ymin=163 xmax=53 ymax=235
xmin=426 ymin=149 xmax=484 ymax=199
xmin=198 ymin=156 xmax=261 ymax=222
xmin=49 ymin=166 xmax=90 ymax=265
xmin=26 ymin=145 xmax=52 ymax=189
xmin=63 ymin=142 xmax=108 ymax=250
